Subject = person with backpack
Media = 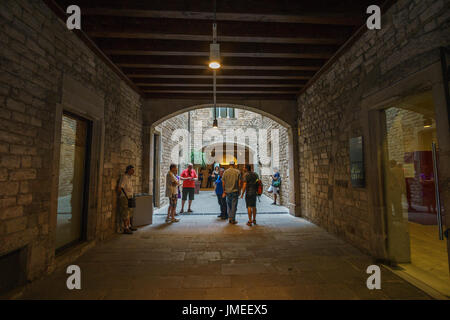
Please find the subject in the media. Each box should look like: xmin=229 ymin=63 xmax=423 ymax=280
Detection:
xmin=241 ymin=164 xmax=259 ymax=226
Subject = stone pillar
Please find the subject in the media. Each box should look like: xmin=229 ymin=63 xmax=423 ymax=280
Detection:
xmin=288 ymin=124 xmax=301 ymax=216
xmin=142 ymin=126 xmax=151 ymax=194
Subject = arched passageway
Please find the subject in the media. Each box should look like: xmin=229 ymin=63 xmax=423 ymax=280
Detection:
xmin=145 ymin=103 xmax=301 ymax=216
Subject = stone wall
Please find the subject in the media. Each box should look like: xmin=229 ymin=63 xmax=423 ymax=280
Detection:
xmin=58 ymin=116 xmax=77 ymax=198
xmin=154 ymin=107 xmax=291 ymax=207
xmin=0 ymin=0 xmax=144 ymax=281
xmin=103 ymin=82 xmax=143 ymax=237
xmin=297 ymin=0 xmax=450 ymax=255
xmin=189 ymin=107 xmax=290 ymax=206
xmin=260 ymin=118 xmax=290 ymax=207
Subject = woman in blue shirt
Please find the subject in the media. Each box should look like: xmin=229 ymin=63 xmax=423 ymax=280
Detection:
xmin=271 ymin=168 xmax=281 ymax=205
xmin=215 ymin=168 xmax=228 ymax=219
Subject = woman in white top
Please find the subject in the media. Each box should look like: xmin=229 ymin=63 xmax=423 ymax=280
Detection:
xmin=117 ymin=165 xmax=135 ymax=234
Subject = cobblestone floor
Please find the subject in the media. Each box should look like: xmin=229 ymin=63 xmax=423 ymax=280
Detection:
xmin=154 ymin=191 xmax=289 ymax=215
xmin=17 ymin=213 xmax=431 ymax=300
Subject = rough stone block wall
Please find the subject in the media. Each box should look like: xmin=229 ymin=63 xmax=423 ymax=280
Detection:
xmin=103 ymin=82 xmax=143 ymax=236
xmin=155 ymin=108 xmax=291 ymax=207
xmin=155 ymin=113 xmax=189 ymax=207
xmin=297 ymin=0 xmax=449 ymax=255
xmin=58 ymin=116 xmax=77 ymax=197
xmin=260 ymin=118 xmax=290 ymax=207
xmin=0 ymin=0 xmax=143 ymax=280
xmin=189 ymin=108 xmax=290 ymax=207
xmin=190 ymin=108 xmax=263 ymax=150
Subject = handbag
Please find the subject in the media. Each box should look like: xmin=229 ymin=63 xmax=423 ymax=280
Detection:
xmin=267 ymin=185 xmax=273 ymax=193
xmin=121 ymin=188 xmax=136 ymax=208
xmin=273 ymin=180 xmax=280 ymax=187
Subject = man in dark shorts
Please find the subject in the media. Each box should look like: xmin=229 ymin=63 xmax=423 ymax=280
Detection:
xmin=241 ymin=164 xmax=259 ymax=226
xmin=179 ymin=163 xmax=197 ymax=213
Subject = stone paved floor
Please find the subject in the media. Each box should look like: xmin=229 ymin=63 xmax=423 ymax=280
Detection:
xmin=18 ymin=214 xmax=431 ymax=300
xmin=154 ymin=191 xmax=289 ymax=215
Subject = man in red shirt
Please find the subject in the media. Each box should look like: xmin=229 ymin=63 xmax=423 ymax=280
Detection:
xmin=179 ymin=163 xmax=198 ymax=213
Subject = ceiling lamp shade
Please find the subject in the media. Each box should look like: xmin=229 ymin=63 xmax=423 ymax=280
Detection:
xmin=209 ymin=28 xmax=221 ymax=69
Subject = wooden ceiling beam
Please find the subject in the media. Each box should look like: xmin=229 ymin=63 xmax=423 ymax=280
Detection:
xmin=95 ymin=38 xmax=339 ymax=57
xmin=130 ymin=77 xmax=308 ymax=85
xmin=83 ymin=17 xmax=352 ymax=45
xmin=82 ymin=9 xmax=363 ymax=26
xmin=136 ymin=83 xmax=302 ymax=88
xmin=143 ymin=93 xmax=297 ymax=100
xmin=127 ymin=75 xmax=311 ymax=80
xmin=117 ymin=64 xmax=320 ymax=71
xmin=120 ymin=68 xmax=315 ymax=77
xmin=110 ymin=55 xmax=324 ymax=68
xmin=104 ymin=50 xmax=333 ymax=60
xmin=141 ymin=90 xmax=299 ymax=94
xmin=88 ymin=32 xmax=344 ymax=45
xmin=56 ymin=0 xmax=380 ymax=25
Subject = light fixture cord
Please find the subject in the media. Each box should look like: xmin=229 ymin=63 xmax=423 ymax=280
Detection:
xmin=213 ymin=0 xmax=217 ymax=122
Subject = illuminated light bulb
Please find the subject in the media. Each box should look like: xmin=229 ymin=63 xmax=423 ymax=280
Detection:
xmin=209 ymin=61 xmax=221 ymax=69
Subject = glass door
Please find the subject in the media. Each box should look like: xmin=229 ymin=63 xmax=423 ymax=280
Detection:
xmin=382 ymin=90 xmax=449 ymax=295
xmin=55 ymin=112 xmax=91 ymax=251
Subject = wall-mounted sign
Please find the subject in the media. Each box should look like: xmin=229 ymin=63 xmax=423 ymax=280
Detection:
xmin=349 ymin=136 xmax=365 ymax=188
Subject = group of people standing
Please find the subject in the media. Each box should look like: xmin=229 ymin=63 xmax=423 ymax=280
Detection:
xmin=164 ymin=161 xmax=281 ymax=227
xmin=117 ymin=162 xmax=282 ymax=234
xmin=165 ymin=162 xmax=198 ymax=222
xmin=213 ymin=162 xmax=260 ymax=226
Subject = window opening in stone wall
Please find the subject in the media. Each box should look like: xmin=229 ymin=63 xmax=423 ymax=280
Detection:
xmin=214 ymin=107 xmax=235 ymax=119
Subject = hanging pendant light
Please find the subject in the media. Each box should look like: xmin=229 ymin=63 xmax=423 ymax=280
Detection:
xmin=209 ymin=0 xmax=221 ymax=70
xmin=209 ymin=25 xmax=221 ymax=69
xmin=211 ymin=0 xmax=219 ymax=128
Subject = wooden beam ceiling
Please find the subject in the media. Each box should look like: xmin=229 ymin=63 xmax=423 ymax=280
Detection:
xmin=51 ymin=0 xmax=388 ymax=100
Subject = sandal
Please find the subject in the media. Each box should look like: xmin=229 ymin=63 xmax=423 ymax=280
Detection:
xmin=247 ymin=221 xmax=252 ymax=226
xmin=253 ymin=219 xmax=257 ymax=225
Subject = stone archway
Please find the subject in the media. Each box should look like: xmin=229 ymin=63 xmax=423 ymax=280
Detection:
xmin=145 ymin=102 xmax=301 ymax=216
xmin=144 ymin=99 xmax=297 ymax=129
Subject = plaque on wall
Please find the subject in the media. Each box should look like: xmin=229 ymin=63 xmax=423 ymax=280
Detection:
xmin=349 ymin=136 xmax=365 ymax=188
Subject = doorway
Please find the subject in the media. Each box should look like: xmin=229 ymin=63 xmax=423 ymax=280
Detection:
xmin=55 ymin=112 xmax=91 ymax=252
xmin=152 ymin=132 xmax=161 ymax=207
xmin=381 ymin=90 xmax=449 ymax=294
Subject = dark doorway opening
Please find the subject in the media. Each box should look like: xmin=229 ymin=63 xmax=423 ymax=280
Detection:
xmin=0 ymin=247 xmax=27 ymax=295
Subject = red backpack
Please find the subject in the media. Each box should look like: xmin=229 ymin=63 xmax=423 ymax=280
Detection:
xmin=256 ymin=179 xmax=263 ymax=196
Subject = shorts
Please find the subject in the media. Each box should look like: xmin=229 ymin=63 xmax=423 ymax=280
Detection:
xmin=182 ymin=187 xmax=195 ymax=201
xmin=168 ymin=194 xmax=178 ymax=208
xmin=272 ymin=186 xmax=279 ymax=194
xmin=245 ymin=194 xmax=257 ymax=208
xmin=119 ymin=196 xmax=133 ymax=220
